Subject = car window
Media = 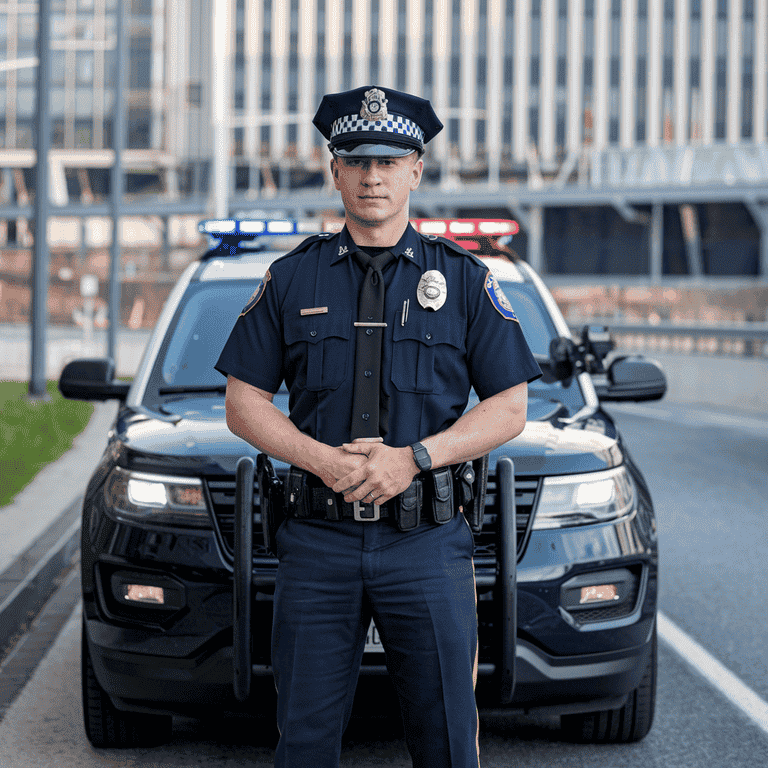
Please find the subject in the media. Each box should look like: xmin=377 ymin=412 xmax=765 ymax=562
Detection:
xmin=500 ymin=281 xmax=587 ymax=413
xmin=155 ymin=281 xmax=259 ymax=389
xmin=499 ymin=281 xmax=556 ymax=356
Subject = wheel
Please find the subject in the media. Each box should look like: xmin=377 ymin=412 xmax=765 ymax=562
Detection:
xmin=81 ymin=617 xmax=173 ymax=748
xmin=561 ymin=625 xmax=657 ymax=744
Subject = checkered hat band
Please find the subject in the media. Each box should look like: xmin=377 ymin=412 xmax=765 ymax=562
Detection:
xmin=330 ymin=114 xmax=425 ymax=142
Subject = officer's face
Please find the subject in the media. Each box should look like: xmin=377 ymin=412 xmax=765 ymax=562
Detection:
xmin=332 ymin=154 xmax=423 ymax=228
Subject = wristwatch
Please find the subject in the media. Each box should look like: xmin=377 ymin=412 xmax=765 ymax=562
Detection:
xmin=410 ymin=442 xmax=432 ymax=472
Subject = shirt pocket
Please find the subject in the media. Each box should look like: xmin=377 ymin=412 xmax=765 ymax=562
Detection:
xmin=390 ymin=313 xmax=463 ymax=394
xmin=284 ymin=311 xmax=352 ymax=391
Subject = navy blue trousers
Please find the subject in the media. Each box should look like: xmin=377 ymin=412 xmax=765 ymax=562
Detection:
xmin=271 ymin=513 xmax=480 ymax=768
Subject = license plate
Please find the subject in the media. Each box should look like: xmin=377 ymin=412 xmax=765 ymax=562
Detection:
xmin=364 ymin=620 xmax=384 ymax=653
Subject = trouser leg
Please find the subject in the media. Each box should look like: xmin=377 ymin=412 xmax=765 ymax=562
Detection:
xmin=366 ymin=514 xmax=480 ymax=768
xmin=272 ymin=519 xmax=369 ymax=768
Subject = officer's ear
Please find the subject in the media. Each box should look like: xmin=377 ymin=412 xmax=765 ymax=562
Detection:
xmin=409 ymin=153 xmax=424 ymax=191
xmin=331 ymin=156 xmax=341 ymax=190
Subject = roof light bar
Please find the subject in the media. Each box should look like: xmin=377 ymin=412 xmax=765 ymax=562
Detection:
xmin=198 ymin=219 xmax=325 ymax=239
xmin=411 ymin=219 xmax=520 ymax=238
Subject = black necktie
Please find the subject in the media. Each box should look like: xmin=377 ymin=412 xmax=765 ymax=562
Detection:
xmin=350 ymin=249 xmax=394 ymax=439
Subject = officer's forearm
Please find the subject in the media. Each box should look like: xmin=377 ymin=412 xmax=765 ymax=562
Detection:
xmin=420 ymin=382 xmax=528 ymax=469
xmin=224 ymin=375 xmax=335 ymax=476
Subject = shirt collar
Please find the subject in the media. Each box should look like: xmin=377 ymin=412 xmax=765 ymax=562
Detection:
xmin=330 ymin=224 xmax=424 ymax=267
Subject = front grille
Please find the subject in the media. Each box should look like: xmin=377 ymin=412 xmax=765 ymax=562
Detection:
xmin=473 ymin=474 xmax=541 ymax=567
xmin=205 ymin=471 xmax=541 ymax=569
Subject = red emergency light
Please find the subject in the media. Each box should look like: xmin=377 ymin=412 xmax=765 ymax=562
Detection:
xmin=410 ymin=218 xmax=519 ymax=256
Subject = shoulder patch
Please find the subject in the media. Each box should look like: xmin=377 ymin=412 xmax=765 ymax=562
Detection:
xmin=484 ymin=272 xmax=519 ymax=321
xmin=240 ymin=269 xmax=271 ymax=317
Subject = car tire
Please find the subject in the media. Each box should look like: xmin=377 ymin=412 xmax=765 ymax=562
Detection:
xmin=560 ymin=625 xmax=657 ymax=744
xmin=81 ymin=618 xmax=173 ymax=748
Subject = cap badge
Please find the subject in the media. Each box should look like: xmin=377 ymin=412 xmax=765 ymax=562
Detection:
xmin=360 ymin=88 xmax=389 ymax=122
xmin=417 ymin=270 xmax=447 ymax=311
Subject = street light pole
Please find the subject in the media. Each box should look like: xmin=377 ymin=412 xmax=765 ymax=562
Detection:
xmin=107 ymin=0 xmax=127 ymax=364
xmin=212 ymin=0 xmax=233 ymax=218
xmin=29 ymin=0 xmax=52 ymax=399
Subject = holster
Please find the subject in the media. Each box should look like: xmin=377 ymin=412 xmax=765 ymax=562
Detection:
xmin=455 ymin=454 xmax=489 ymax=533
xmin=257 ymin=453 xmax=285 ymax=556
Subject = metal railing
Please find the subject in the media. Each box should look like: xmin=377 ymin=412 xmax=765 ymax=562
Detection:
xmin=568 ymin=319 xmax=768 ymax=358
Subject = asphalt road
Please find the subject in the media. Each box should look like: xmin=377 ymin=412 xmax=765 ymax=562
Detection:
xmin=1 ymin=401 xmax=767 ymax=766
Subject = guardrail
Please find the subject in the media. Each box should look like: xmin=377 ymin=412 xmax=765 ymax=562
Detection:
xmin=568 ymin=320 xmax=768 ymax=358
xmin=568 ymin=319 xmax=768 ymax=340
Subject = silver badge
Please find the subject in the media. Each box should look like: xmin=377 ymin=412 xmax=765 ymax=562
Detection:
xmin=360 ymin=88 xmax=389 ymax=122
xmin=417 ymin=270 xmax=447 ymax=311
xmin=338 ymin=245 xmax=349 ymax=256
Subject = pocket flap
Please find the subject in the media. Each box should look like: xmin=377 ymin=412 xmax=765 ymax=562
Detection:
xmin=392 ymin=313 xmax=462 ymax=348
xmin=284 ymin=311 xmax=352 ymax=345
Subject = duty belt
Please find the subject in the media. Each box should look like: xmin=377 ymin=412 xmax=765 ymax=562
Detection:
xmin=284 ymin=465 xmax=466 ymax=531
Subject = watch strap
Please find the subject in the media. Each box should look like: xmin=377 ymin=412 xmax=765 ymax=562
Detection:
xmin=410 ymin=442 xmax=432 ymax=472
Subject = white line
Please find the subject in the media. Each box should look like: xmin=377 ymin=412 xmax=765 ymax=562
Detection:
xmin=658 ymin=611 xmax=768 ymax=736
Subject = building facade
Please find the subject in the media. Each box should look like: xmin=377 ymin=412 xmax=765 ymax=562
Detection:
xmin=0 ymin=0 xmax=767 ymax=277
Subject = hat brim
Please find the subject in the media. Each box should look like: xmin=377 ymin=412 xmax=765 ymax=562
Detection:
xmin=332 ymin=143 xmax=416 ymax=158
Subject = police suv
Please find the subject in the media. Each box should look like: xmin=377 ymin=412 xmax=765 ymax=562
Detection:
xmin=60 ymin=218 xmax=665 ymax=748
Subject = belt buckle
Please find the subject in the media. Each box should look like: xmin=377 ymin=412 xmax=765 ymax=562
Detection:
xmin=353 ymin=500 xmax=381 ymax=521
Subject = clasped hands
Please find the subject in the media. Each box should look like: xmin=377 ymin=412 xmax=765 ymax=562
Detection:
xmin=330 ymin=437 xmax=418 ymax=506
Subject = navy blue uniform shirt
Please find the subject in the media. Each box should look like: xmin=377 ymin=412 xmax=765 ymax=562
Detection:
xmin=215 ymin=224 xmax=541 ymax=448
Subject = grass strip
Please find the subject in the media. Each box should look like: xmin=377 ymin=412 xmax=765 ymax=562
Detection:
xmin=0 ymin=381 xmax=94 ymax=508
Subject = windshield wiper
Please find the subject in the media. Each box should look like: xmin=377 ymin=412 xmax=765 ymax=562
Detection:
xmin=158 ymin=384 xmax=227 ymax=395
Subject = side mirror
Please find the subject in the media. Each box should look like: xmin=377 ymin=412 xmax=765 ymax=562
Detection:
xmin=58 ymin=358 xmax=130 ymax=401
xmin=594 ymin=355 xmax=667 ymax=402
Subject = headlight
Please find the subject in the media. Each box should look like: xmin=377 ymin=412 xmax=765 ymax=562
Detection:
xmin=104 ymin=468 xmax=210 ymax=528
xmin=533 ymin=466 xmax=634 ymax=529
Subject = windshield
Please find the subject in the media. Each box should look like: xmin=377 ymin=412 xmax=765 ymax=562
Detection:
xmin=145 ymin=277 xmax=586 ymax=413
xmin=153 ymin=281 xmax=259 ymax=392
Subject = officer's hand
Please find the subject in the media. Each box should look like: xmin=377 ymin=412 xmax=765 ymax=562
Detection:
xmin=333 ymin=441 xmax=418 ymax=505
xmin=314 ymin=446 xmax=368 ymax=490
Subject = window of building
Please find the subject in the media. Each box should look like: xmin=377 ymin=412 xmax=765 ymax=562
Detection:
xmin=129 ymin=35 xmax=151 ymax=89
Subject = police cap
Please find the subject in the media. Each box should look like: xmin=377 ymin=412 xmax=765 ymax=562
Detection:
xmin=313 ymin=86 xmax=443 ymax=157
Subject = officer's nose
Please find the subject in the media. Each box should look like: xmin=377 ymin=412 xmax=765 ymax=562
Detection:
xmin=361 ymin=163 xmax=382 ymax=186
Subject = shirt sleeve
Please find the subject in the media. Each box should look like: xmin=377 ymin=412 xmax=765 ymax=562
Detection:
xmin=214 ymin=268 xmax=284 ymax=393
xmin=465 ymin=268 xmax=542 ymax=400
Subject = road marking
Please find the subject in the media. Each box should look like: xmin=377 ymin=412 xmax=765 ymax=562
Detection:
xmin=658 ymin=611 xmax=768 ymax=736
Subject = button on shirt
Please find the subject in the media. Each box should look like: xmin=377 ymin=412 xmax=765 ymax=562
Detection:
xmin=215 ymin=224 xmax=542 ymax=448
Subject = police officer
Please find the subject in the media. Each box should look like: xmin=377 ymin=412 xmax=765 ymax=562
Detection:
xmin=216 ymin=86 xmax=541 ymax=768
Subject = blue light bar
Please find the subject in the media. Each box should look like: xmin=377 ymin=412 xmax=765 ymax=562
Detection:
xmin=198 ymin=219 xmax=323 ymax=238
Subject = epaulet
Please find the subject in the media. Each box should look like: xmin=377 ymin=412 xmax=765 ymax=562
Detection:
xmin=418 ymin=232 xmax=486 ymax=268
xmin=277 ymin=232 xmax=336 ymax=262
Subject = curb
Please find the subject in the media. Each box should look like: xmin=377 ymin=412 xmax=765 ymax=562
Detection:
xmin=0 ymin=497 xmax=82 ymax=657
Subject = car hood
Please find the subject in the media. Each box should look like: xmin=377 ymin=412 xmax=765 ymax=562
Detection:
xmin=117 ymin=393 xmax=622 ymax=477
